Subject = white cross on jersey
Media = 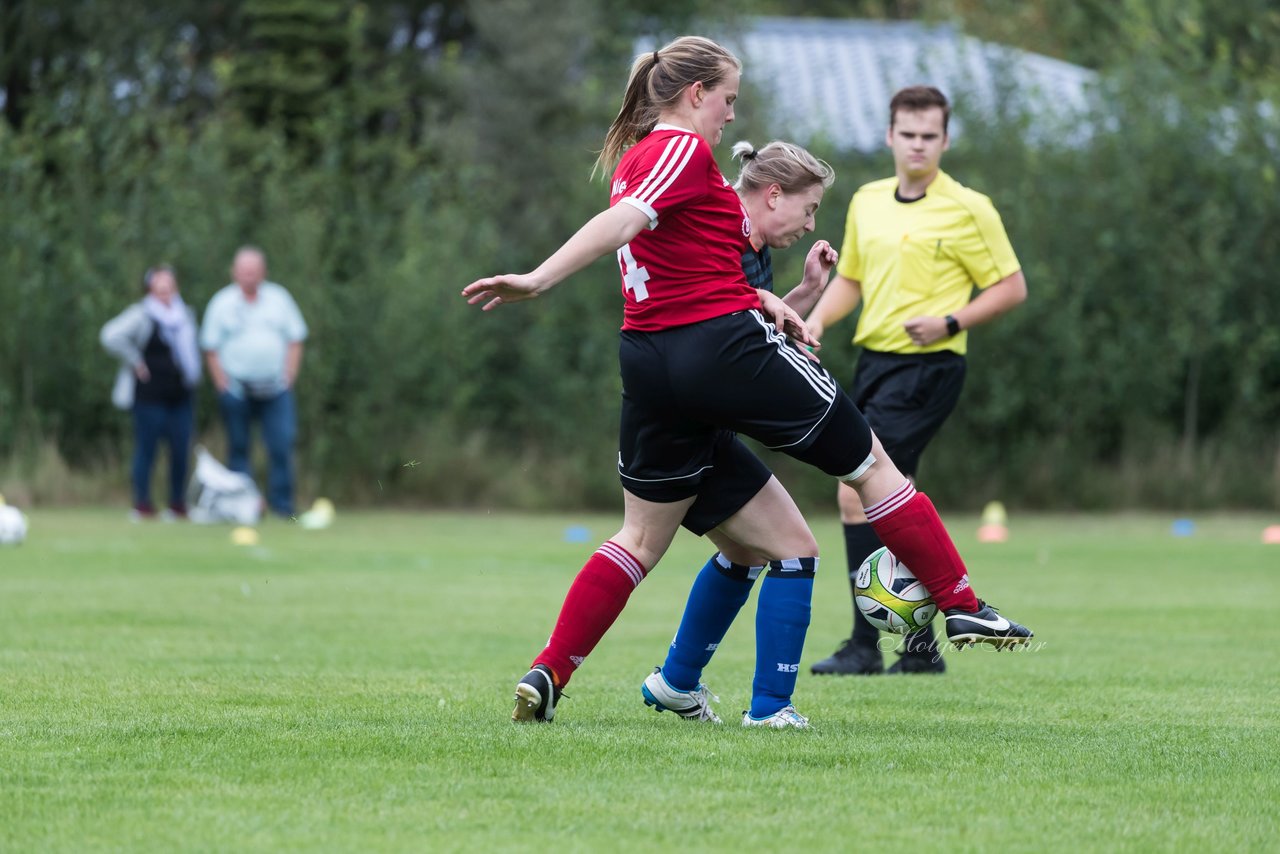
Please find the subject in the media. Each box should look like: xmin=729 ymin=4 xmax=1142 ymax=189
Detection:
xmin=616 ymin=243 xmax=650 ymax=302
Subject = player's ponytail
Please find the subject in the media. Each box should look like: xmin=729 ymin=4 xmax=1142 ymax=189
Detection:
xmin=732 ymin=140 xmax=835 ymax=195
xmin=731 ymin=140 xmax=758 ymax=162
xmin=595 ymin=36 xmax=741 ymax=177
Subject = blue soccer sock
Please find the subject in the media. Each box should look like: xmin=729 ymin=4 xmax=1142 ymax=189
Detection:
xmin=662 ymin=553 xmax=761 ymax=692
xmin=750 ymin=558 xmax=817 ymax=719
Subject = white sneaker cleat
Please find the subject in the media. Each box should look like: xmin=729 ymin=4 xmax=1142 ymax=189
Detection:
xmin=641 ymin=667 xmax=722 ymax=723
xmin=742 ymin=705 xmax=810 ymax=729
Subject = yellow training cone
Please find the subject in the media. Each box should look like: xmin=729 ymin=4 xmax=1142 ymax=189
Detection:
xmin=980 ymin=500 xmax=1008 ymax=527
xmin=299 ymin=497 xmax=335 ymax=530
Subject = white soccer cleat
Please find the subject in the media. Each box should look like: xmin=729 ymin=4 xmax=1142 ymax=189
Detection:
xmin=742 ymin=705 xmax=810 ymax=729
xmin=641 ymin=667 xmax=722 ymax=723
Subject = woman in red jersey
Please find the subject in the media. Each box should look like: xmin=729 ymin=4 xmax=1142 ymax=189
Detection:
xmin=463 ymin=36 xmax=1031 ymax=728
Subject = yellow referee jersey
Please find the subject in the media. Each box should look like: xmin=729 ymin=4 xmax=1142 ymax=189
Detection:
xmin=834 ymin=170 xmax=1020 ymax=355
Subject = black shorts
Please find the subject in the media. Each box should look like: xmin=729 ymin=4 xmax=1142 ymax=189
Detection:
xmin=850 ymin=349 xmax=966 ymax=476
xmin=681 ymin=434 xmax=772 ymax=535
xmin=618 ymin=309 xmax=873 ymax=512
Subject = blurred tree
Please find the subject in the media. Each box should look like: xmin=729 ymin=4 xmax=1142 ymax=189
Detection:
xmin=2 ymin=1 xmax=1278 ymax=509
xmin=740 ymin=0 xmax=928 ymax=20
xmin=227 ymin=0 xmax=348 ymax=148
xmin=943 ymin=0 xmax=1280 ymax=91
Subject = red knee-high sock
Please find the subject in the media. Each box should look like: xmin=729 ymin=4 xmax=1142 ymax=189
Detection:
xmin=864 ymin=482 xmax=980 ymax=612
xmin=532 ymin=541 xmax=648 ymax=687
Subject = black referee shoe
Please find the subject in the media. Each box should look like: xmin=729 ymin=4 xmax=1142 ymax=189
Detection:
xmin=512 ymin=664 xmax=562 ymax=722
xmin=886 ymin=648 xmax=947 ymax=674
xmin=810 ymin=638 xmax=884 ymax=675
xmin=944 ymin=602 xmax=1033 ymax=649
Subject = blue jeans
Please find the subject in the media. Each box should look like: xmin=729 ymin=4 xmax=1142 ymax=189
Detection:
xmin=219 ymin=388 xmax=297 ymax=516
xmin=132 ymin=399 xmax=194 ymax=508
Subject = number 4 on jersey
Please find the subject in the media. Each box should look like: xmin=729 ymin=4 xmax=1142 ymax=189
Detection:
xmin=617 ymin=243 xmax=650 ymax=302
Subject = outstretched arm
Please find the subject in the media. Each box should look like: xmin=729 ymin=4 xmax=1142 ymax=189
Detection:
xmin=462 ymin=204 xmax=651 ymax=311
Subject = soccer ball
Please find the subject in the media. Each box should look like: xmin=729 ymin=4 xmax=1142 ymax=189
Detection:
xmin=0 ymin=505 xmax=28 ymax=546
xmin=854 ymin=546 xmax=936 ymax=633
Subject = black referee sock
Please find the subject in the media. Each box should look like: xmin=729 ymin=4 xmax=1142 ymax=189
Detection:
xmin=901 ymin=622 xmax=938 ymax=656
xmin=844 ymin=522 xmax=884 ymax=646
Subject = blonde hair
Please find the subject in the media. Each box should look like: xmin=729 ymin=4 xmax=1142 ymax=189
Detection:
xmin=595 ymin=36 xmax=741 ymax=176
xmin=731 ymin=140 xmax=835 ymax=194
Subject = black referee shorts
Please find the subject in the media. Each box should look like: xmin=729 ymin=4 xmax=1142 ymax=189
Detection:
xmin=618 ymin=309 xmax=874 ymax=526
xmin=850 ymin=349 xmax=966 ymax=477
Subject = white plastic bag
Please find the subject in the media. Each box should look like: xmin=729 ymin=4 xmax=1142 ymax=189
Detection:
xmin=186 ymin=446 xmax=262 ymax=525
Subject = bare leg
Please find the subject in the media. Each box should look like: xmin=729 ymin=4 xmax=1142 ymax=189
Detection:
xmin=611 ymin=489 xmax=695 ymax=571
xmin=659 ymin=477 xmax=819 ymax=722
xmin=712 ymin=476 xmax=818 ymax=561
xmin=532 ymin=490 xmax=693 ymax=686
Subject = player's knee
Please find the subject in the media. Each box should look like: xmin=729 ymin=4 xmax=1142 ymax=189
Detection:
xmin=716 ymin=519 xmax=818 ymax=563
xmin=717 ymin=540 xmax=768 ymax=569
xmin=755 ymin=529 xmax=819 ymax=563
xmin=779 ymin=516 xmax=819 ymax=559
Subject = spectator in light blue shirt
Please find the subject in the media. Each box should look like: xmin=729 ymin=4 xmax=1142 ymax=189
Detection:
xmin=200 ymin=246 xmax=308 ymax=516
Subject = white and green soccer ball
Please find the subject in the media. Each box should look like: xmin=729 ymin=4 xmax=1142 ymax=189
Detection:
xmin=854 ymin=546 xmax=936 ymax=633
xmin=0 ymin=505 xmax=28 ymax=546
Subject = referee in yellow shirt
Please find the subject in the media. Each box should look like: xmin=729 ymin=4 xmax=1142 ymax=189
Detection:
xmin=807 ymin=85 xmax=1027 ymax=676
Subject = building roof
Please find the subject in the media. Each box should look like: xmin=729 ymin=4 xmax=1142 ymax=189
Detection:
xmin=723 ymin=17 xmax=1097 ymax=151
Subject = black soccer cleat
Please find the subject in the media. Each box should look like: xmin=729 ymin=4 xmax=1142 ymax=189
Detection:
xmin=944 ymin=601 xmax=1033 ymax=649
xmin=512 ymin=664 xmax=562 ymax=722
xmin=810 ymin=638 xmax=884 ymax=675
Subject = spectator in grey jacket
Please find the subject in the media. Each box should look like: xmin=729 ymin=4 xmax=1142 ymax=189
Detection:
xmin=100 ymin=266 xmax=201 ymax=520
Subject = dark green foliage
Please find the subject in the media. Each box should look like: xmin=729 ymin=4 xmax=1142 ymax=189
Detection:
xmin=1 ymin=2 xmax=1277 ymax=509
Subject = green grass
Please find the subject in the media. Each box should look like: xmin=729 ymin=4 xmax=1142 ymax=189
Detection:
xmin=2 ymin=509 xmax=1278 ymax=852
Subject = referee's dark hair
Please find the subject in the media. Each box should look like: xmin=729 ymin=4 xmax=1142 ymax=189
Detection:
xmin=889 ymin=85 xmax=950 ymax=132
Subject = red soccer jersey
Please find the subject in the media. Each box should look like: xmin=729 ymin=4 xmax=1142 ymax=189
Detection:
xmin=610 ymin=125 xmax=760 ymax=331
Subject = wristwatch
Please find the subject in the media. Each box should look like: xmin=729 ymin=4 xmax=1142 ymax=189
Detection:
xmin=945 ymin=314 xmax=962 ymax=337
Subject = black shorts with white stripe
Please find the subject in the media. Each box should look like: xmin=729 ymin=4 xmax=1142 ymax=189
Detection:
xmin=618 ymin=309 xmax=873 ymax=505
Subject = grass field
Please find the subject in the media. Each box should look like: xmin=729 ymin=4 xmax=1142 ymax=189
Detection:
xmin=2 ymin=508 xmax=1278 ymax=852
